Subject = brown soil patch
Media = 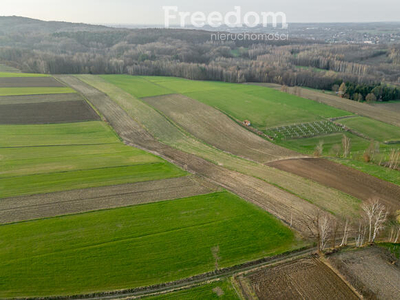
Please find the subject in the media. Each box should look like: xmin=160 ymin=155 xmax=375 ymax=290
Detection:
xmin=329 ymin=247 xmax=400 ymax=299
xmin=0 ymin=176 xmax=218 ymax=224
xmin=0 ymin=93 xmax=83 ymax=105
xmin=0 ymin=77 xmax=65 ymax=87
xmin=240 ymin=256 xmax=358 ymax=300
xmin=268 ymin=158 xmax=400 ymax=211
xmin=144 ymin=94 xmax=299 ymax=163
xmin=0 ymin=100 xmax=100 ymax=124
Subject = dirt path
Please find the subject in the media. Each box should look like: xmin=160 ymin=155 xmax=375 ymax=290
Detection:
xmin=0 ymin=176 xmax=217 ymax=224
xmin=57 ymin=75 xmax=326 ymax=236
xmin=269 ymin=158 xmax=400 ymax=211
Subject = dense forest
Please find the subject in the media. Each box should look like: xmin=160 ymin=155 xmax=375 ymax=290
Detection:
xmin=1 ymin=16 xmax=400 ymax=101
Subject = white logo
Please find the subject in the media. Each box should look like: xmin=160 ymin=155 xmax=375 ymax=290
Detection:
xmin=163 ymin=6 xmax=288 ymax=29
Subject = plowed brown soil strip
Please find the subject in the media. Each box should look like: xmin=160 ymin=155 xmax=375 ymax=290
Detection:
xmin=0 ymin=176 xmax=218 ymax=224
xmin=0 ymin=93 xmax=83 ymax=105
xmin=0 ymin=100 xmax=100 ymax=124
xmin=269 ymin=158 xmax=400 ymax=210
xmin=241 ymin=257 xmax=359 ymax=300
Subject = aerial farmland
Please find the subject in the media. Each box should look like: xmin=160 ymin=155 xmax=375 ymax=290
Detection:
xmin=1 ymin=12 xmax=400 ymax=300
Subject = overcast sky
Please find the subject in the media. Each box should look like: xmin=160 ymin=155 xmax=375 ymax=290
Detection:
xmin=1 ymin=0 xmax=400 ymax=25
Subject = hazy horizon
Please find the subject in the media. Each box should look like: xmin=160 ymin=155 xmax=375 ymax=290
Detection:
xmin=2 ymin=0 xmax=400 ymax=26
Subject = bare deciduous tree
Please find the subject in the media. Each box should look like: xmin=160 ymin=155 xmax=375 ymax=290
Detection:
xmin=362 ymin=199 xmax=388 ymax=243
xmin=342 ymin=134 xmax=351 ymax=158
xmin=340 ymin=219 xmax=350 ymax=247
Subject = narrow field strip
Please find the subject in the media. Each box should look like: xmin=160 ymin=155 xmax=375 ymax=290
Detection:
xmin=0 ymin=176 xmax=218 ymax=224
xmin=0 ymin=143 xmax=161 ymax=177
xmin=0 ymin=100 xmax=100 ymax=124
xmin=0 ymin=93 xmax=83 ymax=105
xmin=0 ymin=162 xmax=186 ymax=199
xmin=0 ymin=77 xmax=65 ymax=87
xmin=0 ymin=72 xmax=48 ymax=77
xmin=0 ymin=191 xmax=299 ymax=298
xmin=0 ymin=121 xmax=120 ymax=147
xmin=0 ymin=87 xmax=74 ymax=96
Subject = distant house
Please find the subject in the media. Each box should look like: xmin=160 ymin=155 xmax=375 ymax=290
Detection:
xmin=243 ymin=120 xmax=251 ymax=126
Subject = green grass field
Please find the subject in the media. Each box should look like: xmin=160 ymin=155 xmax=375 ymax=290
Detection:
xmin=338 ymin=116 xmax=400 ymax=142
xmin=0 ymin=162 xmax=184 ymax=198
xmin=0 ymin=121 xmax=186 ymax=198
xmin=145 ymin=280 xmax=240 ymax=300
xmin=0 ymin=121 xmax=119 ymax=147
xmin=0 ymin=143 xmax=161 ymax=177
xmin=101 ymin=75 xmax=351 ymax=129
xmin=0 ymin=191 xmax=299 ymax=297
xmin=0 ymin=87 xmax=74 ymax=96
xmin=279 ymin=132 xmax=371 ymax=156
xmin=0 ymin=72 xmax=48 ymax=77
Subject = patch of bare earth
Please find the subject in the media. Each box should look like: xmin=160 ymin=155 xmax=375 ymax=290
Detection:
xmin=0 ymin=176 xmax=218 ymax=223
xmin=0 ymin=100 xmax=100 ymax=124
xmin=268 ymin=158 xmax=400 ymax=211
xmin=0 ymin=77 xmax=65 ymax=87
xmin=329 ymin=246 xmax=400 ymax=299
xmin=56 ymin=75 xmax=327 ymax=236
xmin=0 ymin=93 xmax=83 ymax=105
xmin=143 ymin=94 xmax=300 ymax=163
xmin=239 ymin=256 xmax=358 ymax=300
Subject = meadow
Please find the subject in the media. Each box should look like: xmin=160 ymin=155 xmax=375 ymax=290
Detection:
xmin=338 ymin=116 xmax=400 ymax=142
xmin=0 ymin=191 xmax=298 ymax=297
xmin=0 ymin=121 xmax=185 ymax=198
xmin=100 ymin=75 xmax=351 ymax=129
xmin=0 ymin=121 xmax=119 ymax=147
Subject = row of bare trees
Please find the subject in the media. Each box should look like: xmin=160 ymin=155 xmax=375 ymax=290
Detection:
xmin=303 ymin=199 xmax=399 ymax=253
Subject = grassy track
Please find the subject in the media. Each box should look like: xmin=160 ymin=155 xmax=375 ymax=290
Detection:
xmin=0 ymin=121 xmax=119 ymax=147
xmin=338 ymin=116 xmax=400 ymax=142
xmin=101 ymin=75 xmax=351 ymax=129
xmin=145 ymin=280 xmax=240 ymax=299
xmin=0 ymin=72 xmax=47 ymax=77
xmin=0 ymin=191 xmax=298 ymax=297
xmin=0 ymin=87 xmax=74 ymax=96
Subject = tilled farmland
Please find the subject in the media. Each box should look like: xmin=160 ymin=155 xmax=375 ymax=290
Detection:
xmin=0 ymin=93 xmax=84 ymax=105
xmin=0 ymin=176 xmax=218 ymax=223
xmin=0 ymin=100 xmax=100 ymax=124
xmin=0 ymin=77 xmax=65 ymax=87
xmin=329 ymin=247 xmax=400 ymax=299
xmin=269 ymin=157 xmax=400 ymax=211
xmin=239 ymin=257 xmax=359 ymax=300
xmin=144 ymin=94 xmax=300 ymax=163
